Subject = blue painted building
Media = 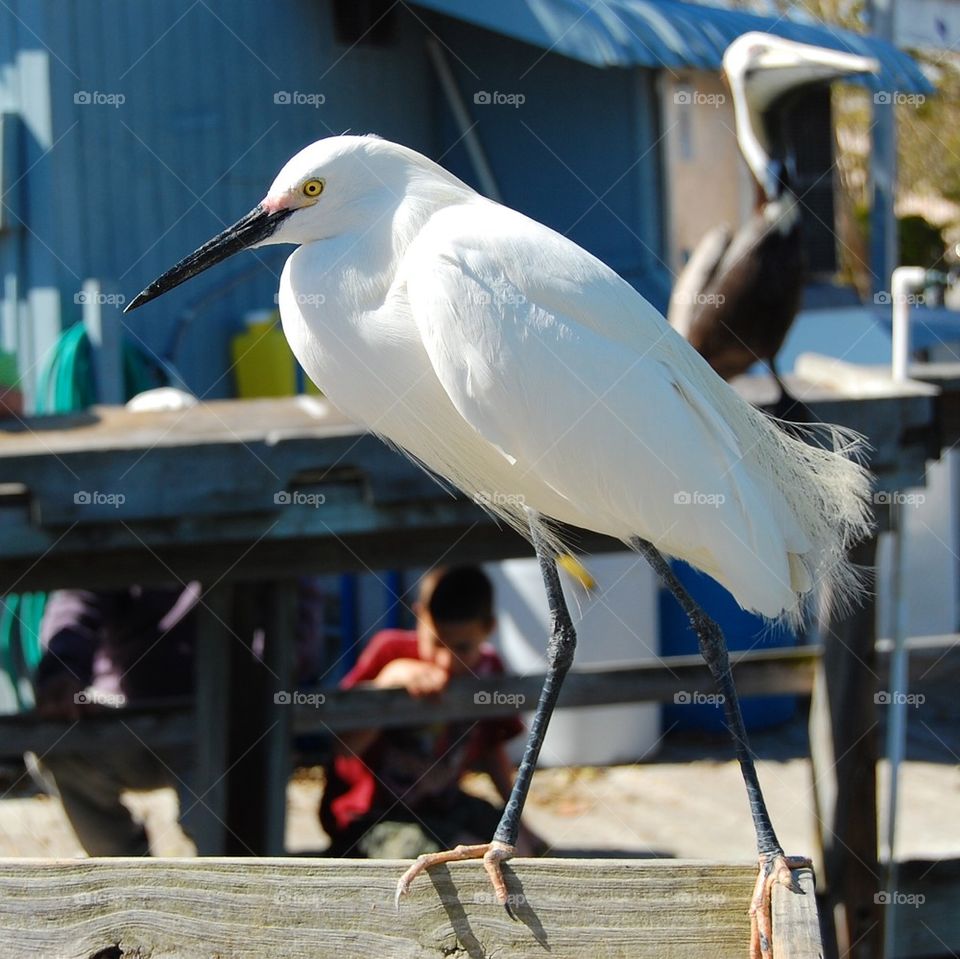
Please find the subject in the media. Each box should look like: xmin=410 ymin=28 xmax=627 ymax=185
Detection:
xmin=0 ymin=0 xmax=928 ymax=406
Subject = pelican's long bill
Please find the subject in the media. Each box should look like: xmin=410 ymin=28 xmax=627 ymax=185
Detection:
xmin=124 ymin=204 xmax=293 ymax=313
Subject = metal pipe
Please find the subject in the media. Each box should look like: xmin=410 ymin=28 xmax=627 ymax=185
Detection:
xmin=424 ymin=36 xmax=502 ymax=202
xmin=890 ymin=266 xmax=926 ymax=382
xmin=884 ymin=263 xmax=928 ymax=958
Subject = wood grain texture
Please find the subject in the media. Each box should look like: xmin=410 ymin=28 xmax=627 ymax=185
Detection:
xmin=0 ymin=859 xmax=821 ymax=959
xmin=771 ymin=867 xmax=823 ymax=959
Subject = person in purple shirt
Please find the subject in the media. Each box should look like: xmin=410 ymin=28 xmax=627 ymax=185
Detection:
xmin=32 ymin=585 xmax=200 ymax=855
xmin=32 ymin=579 xmax=325 ymax=856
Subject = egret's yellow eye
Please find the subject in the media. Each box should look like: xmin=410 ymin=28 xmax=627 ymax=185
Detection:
xmin=302 ymin=178 xmax=325 ymax=198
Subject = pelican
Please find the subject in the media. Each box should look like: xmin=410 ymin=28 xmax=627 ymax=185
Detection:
xmin=669 ymin=33 xmax=878 ymax=416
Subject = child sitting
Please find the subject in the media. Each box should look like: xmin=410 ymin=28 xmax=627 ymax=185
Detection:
xmin=321 ymin=565 xmax=543 ymax=859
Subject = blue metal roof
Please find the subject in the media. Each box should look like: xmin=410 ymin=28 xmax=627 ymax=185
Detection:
xmin=414 ymin=0 xmax=931 ymax=93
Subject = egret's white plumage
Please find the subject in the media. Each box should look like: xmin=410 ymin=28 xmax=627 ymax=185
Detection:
xmin=263 ymin=135 xmax=871 ymax=622
xmin=125 ymin=134 xmax=871 ymax=943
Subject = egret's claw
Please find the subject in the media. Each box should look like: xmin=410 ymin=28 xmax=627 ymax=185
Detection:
xmin=748 ymin=854 xmax=812 ymax=959
xmin=394 ymin=840 xmax=515 ymax=911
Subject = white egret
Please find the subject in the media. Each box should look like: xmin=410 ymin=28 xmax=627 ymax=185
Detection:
xmin=127 ymin=134 xmax=872 ymax=958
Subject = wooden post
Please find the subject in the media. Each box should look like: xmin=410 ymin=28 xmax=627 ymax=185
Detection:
xmin=810 ymin=535 xmax=882 ymax=959
xmin=191 ymin=585 xmax=233 ymax=855
xmin=223 ymin=580 xmax=295 ymax=855
xmin=263 ymin=579 xmax=296 ymax=855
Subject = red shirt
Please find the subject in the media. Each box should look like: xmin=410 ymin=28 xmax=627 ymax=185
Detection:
xmin=321 ymin=629 xmax=523 ymax=835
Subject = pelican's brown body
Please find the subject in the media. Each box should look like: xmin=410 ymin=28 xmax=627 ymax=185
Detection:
xmin=673 ymin=192 xmax=804 ymax=381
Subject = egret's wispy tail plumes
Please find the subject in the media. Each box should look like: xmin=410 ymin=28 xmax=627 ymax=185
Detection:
xmin=672 ymin=348 xmax=873 ymax=627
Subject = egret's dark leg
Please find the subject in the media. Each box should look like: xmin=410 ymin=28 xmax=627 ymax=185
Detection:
xmin=493 ymin=520 xmax=577 ymax=846
xmin=632 ymin=537 xmax=809 ymax=959
xmin=395 ymin=517 xmax=576 ymax=912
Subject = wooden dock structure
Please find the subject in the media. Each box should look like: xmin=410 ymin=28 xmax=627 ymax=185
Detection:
xmin=1 ymin=362 xmax=958 ymax=958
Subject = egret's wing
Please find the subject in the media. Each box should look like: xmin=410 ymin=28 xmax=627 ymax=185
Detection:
xmin=404 ymin=202 xmax=801 ymax=616
xmin=667 ymin=225 xmax=732 ymax=339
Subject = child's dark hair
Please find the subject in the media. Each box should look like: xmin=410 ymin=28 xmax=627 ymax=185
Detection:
xmin=419 ymin=565 xmax=494 ymax=623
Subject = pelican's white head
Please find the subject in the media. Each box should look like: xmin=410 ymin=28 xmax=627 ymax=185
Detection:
xmin=722 ymin=32 xmax=878 ymax=200
xmin=125 ymin=135 xmax=472 ymax=312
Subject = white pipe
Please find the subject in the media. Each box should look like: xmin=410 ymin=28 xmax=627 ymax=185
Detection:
xmin=891 ymin=266 xmax=926 ymax=382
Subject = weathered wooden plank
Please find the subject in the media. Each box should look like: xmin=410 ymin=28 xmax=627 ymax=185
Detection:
xmin=7 ymin=628 xmax=948 ymax=762
xmin=772 ymin=866 xmax=823 ymax=959
xmin=0 ymin=499 xmax=536 ymax=592
xmin=0 ymin=374 xmax=943 ymax=593
xmin=292 ymin=645 xmax=818 ymax=734
xmin=0 ymin=646 xmax=818 ymax=757
xmin=0 ymin=380 xmax=941 ymax=533
xmin=0 ymin=859 xmax=819 ymax=959
xmin=792 ymin=354 xmax=937 ymax=399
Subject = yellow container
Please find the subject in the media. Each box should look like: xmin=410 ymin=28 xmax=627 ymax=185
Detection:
xmin=231 ymin=310 xmax=297 ymax=398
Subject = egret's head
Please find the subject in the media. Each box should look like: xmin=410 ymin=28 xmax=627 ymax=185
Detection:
xmin=258 ymin=135 xmax=425 ymax=244
xmin=125 ymin=135 xmax=463 ymax=313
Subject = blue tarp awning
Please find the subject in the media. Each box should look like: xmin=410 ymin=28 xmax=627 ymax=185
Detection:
xmin=413 ymin=0 xmax=932 ymax=94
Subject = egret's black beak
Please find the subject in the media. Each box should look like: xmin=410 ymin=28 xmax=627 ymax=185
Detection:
xmin=124 ymin=204 xmax=294 ymax=313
